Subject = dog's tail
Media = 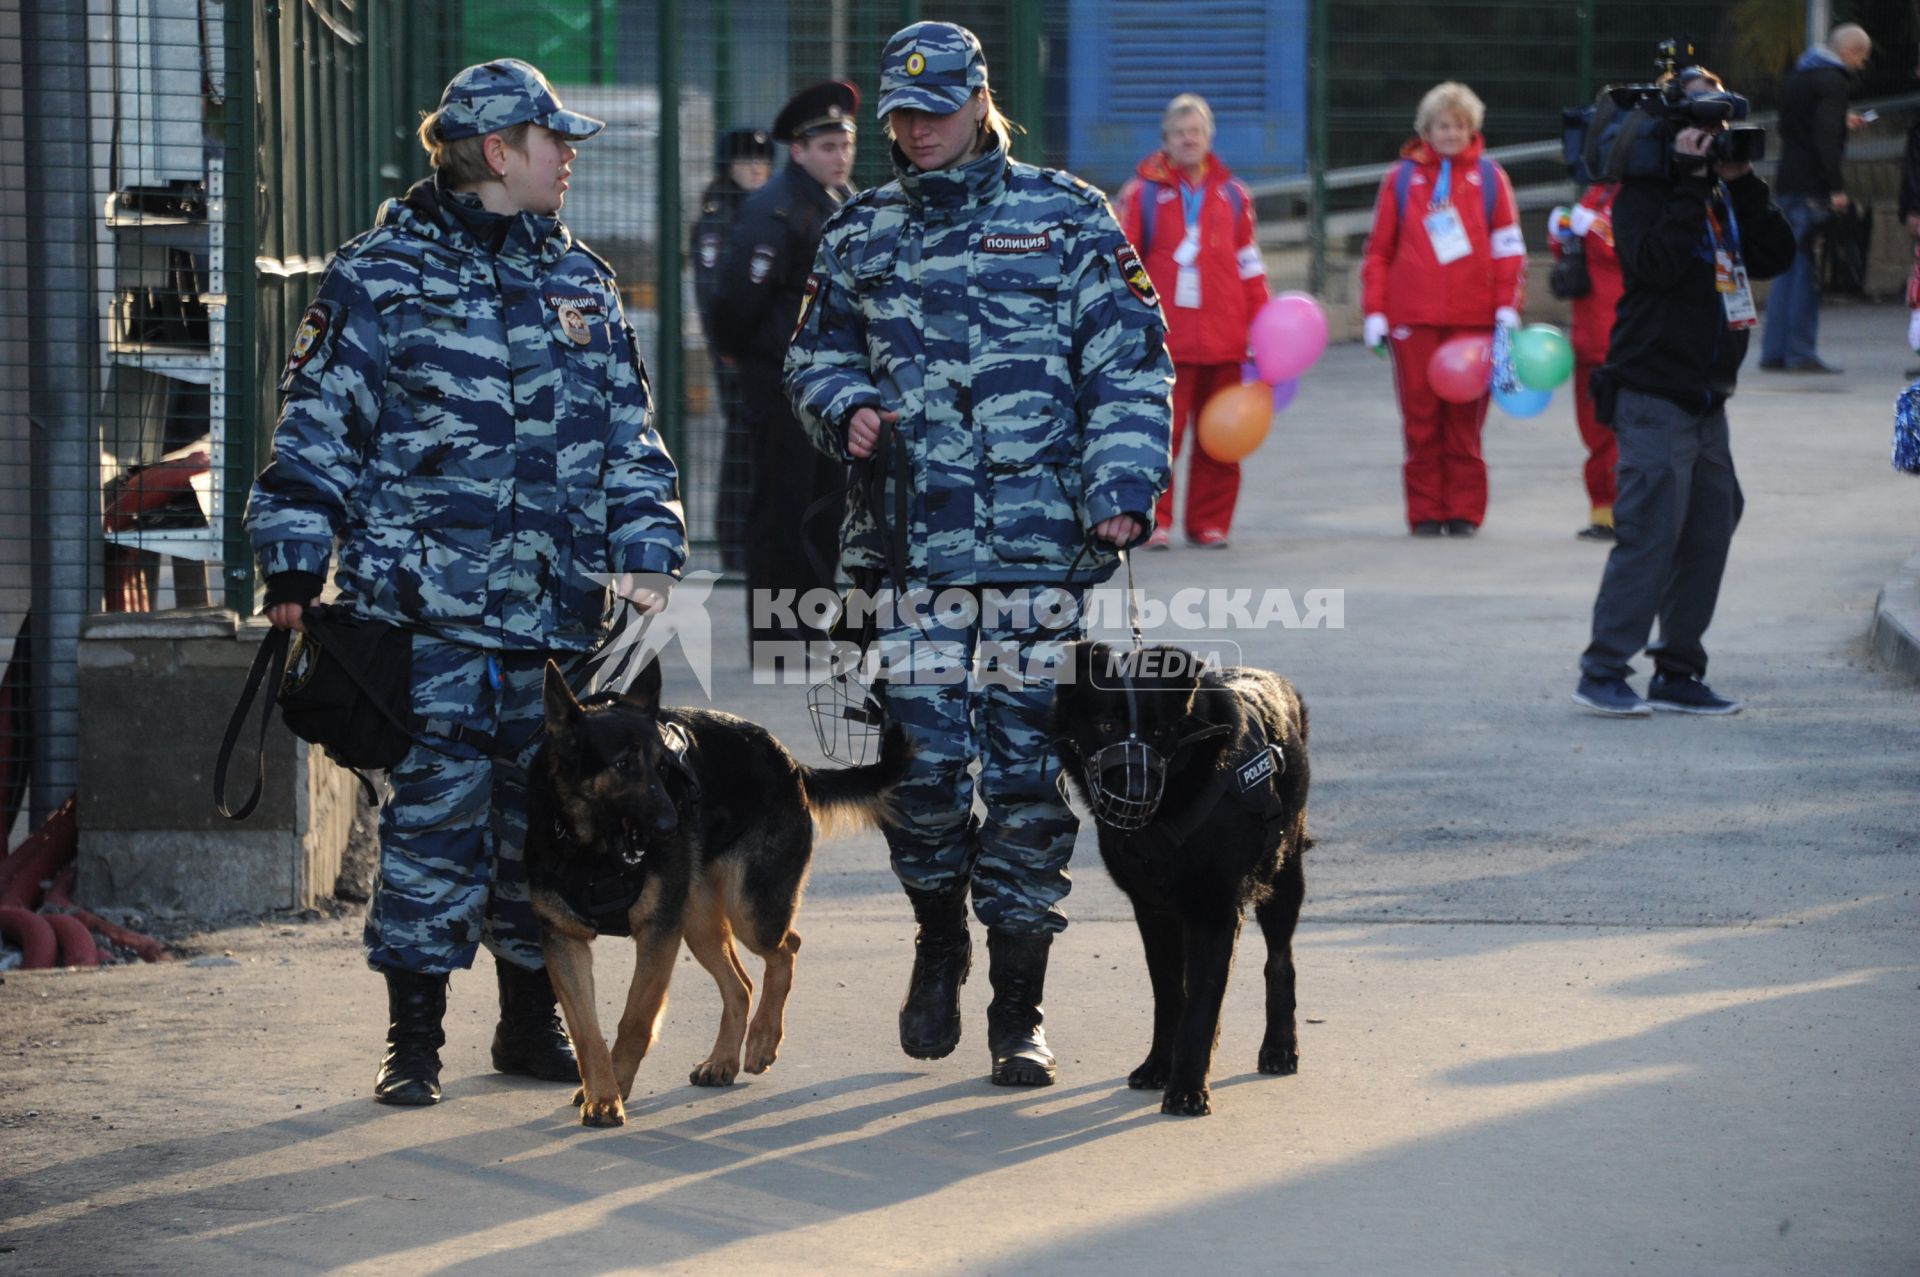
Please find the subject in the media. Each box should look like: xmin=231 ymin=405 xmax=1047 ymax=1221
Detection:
xmin=800 ymin=723 xmax=913 ymax=839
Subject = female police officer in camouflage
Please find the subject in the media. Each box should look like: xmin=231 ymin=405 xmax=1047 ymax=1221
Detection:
xmin=786 ymin=23 xmax=1172 ymax=1087
xmin=247 ymin=60 xmax=687 ymax=1106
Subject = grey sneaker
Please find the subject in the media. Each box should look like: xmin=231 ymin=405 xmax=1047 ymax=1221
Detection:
xmin=1647 ymin=673 xmax=1742 ymax=715
xmin=1572 ymin=675 xmax=1650 ymax=717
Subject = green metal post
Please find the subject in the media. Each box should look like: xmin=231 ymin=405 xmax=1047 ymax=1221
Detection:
xmin=1307 ymin=0 xmax=1328 ymax=297
xmin=1008 ymin=0 xmax=1042 ymax=164
xmin=223 ymin=0 xmax=259 ymax=608
xmin=715 ymin=0 xmax=732 ymax=128
xmin=1577 ymin=2 xmax=1594 ymax=101
xmin=657 ymin=0 xmax=684 ymax=464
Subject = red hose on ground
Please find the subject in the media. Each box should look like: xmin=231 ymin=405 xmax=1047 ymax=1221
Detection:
xmin=0 ymin=906 xmax=56 ymax=968
xmin=0 ymin=796 xmax=77 ymax=908
xmin=41 ymin=911 xmax=98 ymax=967
xmin=44 ymin=870 xmax=170 ymax=963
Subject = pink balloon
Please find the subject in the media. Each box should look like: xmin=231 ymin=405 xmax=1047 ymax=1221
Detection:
xmin=1427 ymin=335 xmax=1492 ymax=404
xmin=1250 ymin=292 xmax=1329 ymax=383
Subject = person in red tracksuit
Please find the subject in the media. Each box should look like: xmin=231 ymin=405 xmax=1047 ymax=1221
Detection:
xmin=1117 ymin=93 xmax=1270 ymax=549
xmin=1550 ymin=182 xmax=1625 ymax=541
xmin=1362 ymin=82 xmax=1525 ymax=537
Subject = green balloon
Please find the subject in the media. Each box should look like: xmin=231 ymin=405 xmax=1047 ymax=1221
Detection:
xmin=1512 ymin=324 xmax=1574 ymax=391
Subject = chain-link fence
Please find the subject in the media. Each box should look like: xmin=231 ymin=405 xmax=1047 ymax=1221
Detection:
xmin=5 ymin=0 xmax=1920 ymax=851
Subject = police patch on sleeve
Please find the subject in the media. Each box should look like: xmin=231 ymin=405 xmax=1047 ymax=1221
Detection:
xmin=792 ymin=273 xmax=823 ymax=344
xmin=749 ymin=244 xmax=776 ymax=285
xmin=279 ymin=300 xmax=339 ymax=392
xmin=1116 ymin=244 xmax=1158 ymax=307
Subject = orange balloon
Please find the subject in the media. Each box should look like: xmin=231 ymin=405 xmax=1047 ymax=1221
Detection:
xmin=1197 ymin=382 xmax=1274 ymax=463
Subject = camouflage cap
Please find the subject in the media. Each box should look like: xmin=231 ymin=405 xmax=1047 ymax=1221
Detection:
xmin=876 ymin=21 xmax=988 ymax=117
xmin=433 ymin=59 xmax=605 ymax=142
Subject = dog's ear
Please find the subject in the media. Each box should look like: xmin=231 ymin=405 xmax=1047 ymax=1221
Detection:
xmin=620 ymin=656 xmax=663 ymax=717
xmin=1061 ymin=639 xmax=1097 ymax=700
xmin=543 ymin=660 xmax=584 ymax=731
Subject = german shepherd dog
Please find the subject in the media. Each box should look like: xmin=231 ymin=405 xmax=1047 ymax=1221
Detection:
xmin=527 ymin=659 xmax=909 ymax=1127
xmin=1051 ymin=640 xmax=1310 ymax=1116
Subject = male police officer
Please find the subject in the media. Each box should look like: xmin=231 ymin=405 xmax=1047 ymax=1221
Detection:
xmin=710 ymin=82 xmax=859 ymax=651
xmin=247 ymin=59 xmax=687 ymax=1106
xmin=786 ymin=24 xmax=1172 ymax=1087
xmin=693 ymin=127 xmax=775 ymax=570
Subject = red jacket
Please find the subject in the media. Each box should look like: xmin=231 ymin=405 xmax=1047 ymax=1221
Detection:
xmin=1552 ymin=182 xmax=1623 ymax=366
xmin=1361 ymin=135 xmax=1525 ymax=328
xmin=1117 ymin=152 xmax=1270 ymax=365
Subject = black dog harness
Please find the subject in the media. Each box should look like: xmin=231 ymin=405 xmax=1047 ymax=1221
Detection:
xmin=1118 ymin=715 xmax=1291 ymax=864
xmin=545 ymin=719 xmax=701 ymax=936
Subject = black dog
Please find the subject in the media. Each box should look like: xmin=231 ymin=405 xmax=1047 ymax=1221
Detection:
xmin=527 ymin=659 xmax=909 ymax=1127
xmin=1052 ymin=640 xmax=1310 ymax=1116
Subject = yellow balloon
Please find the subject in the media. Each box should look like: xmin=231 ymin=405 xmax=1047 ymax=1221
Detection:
xmin=1197 ymin=382 xmax=1274 ymax=463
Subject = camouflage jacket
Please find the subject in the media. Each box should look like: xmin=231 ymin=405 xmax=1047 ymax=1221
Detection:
xmin=246 ymin=179 xmax=686 ymax=652
xmin=784 ymin=143 xmax=1173 ymax=586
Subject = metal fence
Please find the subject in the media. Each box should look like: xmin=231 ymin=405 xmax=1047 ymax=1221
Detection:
xmin=4 ymin=0 xmax=1918 ymax=851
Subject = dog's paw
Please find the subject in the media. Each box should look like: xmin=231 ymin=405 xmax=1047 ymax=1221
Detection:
xmin=1258 ymin=1044 xmax=1300 ymax=1076
xmin=1160 ymin=1086 xmax=1212 ymax=1117
xmin=579 ymin=1094 xmax=626 ymax=1127
xmin=1127 ymin=1057 xmax=1170 ymax=1090
xmin=689 ymin=1058 xmax=739 ymax=1087
xmin=571 ymin=1085 xmax=586 ymax=1107
xmin=742 ymin=1035 xmax=780 ymax=1075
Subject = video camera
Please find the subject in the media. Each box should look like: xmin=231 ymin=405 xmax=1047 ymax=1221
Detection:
xmin=1562 ymin=39 xmax=1766 ymax=183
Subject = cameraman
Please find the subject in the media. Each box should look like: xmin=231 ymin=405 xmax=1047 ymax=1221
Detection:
xmin=1574 ymin=69 xmax=1796 ymax=717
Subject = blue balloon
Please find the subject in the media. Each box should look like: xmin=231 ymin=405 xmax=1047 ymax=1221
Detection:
xmin=1493 ymin=383 xmax=1552 ymax=419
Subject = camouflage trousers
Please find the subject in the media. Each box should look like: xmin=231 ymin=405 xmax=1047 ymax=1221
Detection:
xmin=365 ymin=634 xmax=590 ymax=975
xmin=875 ymin=586 xmax=1083 ymax=937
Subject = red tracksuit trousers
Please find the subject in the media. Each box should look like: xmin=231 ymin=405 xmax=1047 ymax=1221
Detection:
xmin=1155 ymin=361 xmax=1243 ymax=537
xmin=1572 ymin=358 xmax=1619 ymax=517
xmin=1388 ymin=325 xmax=1491 ymax=528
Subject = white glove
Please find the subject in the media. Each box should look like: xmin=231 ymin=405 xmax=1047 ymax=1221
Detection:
xmin=1568 ymin=205 xmax=1599 ymax=238
xmin=1495 ymin=307 xmax=1520 ymax=331
xmin=1908 ymin=310 xmax=1920 ymax=353
xmin=1364 ymin=313 xmax=1389 ymax=350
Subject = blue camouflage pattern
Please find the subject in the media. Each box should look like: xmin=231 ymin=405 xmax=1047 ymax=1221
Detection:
xmin=784 ymin=143 xmax=1173 ymax=586
xmin=875 ymin=590 xmax=1084 ymax=936
xmin=367 ymin=637 xmax=594 ymax=973
xmin=247 ymin=179 xmax=686 ymax=652
xmin=432 ymin=59 xmax=605 ymax=141
xmin=786 ymin=134 xmax=1168 ymax=935
xmin=876 ymin=21 xmax=989 ymax=117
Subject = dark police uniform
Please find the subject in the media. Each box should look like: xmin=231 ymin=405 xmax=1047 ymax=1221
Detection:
xmin=692 ymin=127 xmax=774 ymax=570
xmin=708 ymin=82 xmax=857 ymax=647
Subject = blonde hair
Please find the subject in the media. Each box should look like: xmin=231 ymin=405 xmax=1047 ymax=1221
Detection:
xmin=881 ymin=87 xmax=1024 ymax=156
xmin=415 ymin=112 xmax=531 ymax=186
xmin=1161 ymin=93 xmax=1215 ymax=139
xmin=1414 ymin=82 xmax=1485 ymax=138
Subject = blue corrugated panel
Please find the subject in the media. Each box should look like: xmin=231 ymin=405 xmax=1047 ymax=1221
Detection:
xmin=1066 ymin=0 xmax=1308 ymax=191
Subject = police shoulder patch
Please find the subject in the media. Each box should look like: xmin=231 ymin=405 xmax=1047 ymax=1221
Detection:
xmin=1116 ymin=243 xmax=1158 ymax=307
xmin=792 ymin=273 xmax=823 ymax=343
xmin=1236 ymin=743 xmax=1284 ymax=793
xmin=279 ymin=300 xmax=340 ymax=392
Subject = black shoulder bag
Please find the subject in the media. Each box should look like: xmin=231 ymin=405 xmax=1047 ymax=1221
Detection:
xmin=214 ymin=604 xmax=428 ymax=820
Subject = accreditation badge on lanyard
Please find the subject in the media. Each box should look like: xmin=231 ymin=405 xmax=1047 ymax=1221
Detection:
xmin=1174 ymin=183 xmax=1204 ymax=308
xmin=1708 ymin=188 xmax=1757 ymax=330
xmin=1422 ymin=160 xmax=1472 ymax=265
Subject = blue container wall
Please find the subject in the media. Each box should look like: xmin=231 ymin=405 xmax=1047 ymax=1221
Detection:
xmin=1065 ymin=0 xmax=1309 ymax=192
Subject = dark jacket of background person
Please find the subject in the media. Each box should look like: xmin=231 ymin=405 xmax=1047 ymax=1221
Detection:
xmin=1776 ymin=52 xmax=1852 ymax=199
xmin=709 ymin=160 xmax=845 ymax=366
xmin=691 ymin=171 xmax=756 ymax=345
xmin=1899 ymin=119 xmax=1920 ymax=224
xmin=1601 ymin=173 xmax=1796 ymax=409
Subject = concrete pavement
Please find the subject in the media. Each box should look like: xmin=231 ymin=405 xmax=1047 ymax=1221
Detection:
xmin=1 ymin=303 xmax=1915 ymax=1275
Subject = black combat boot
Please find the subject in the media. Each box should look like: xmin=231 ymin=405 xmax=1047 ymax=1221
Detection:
xmin=985 ymin=930 xmax=1056 ymax=1087
xmin=490 ymin=960 xmax=580 ymax=1082
xmin=899 ymin=883 xmax=972 ymax=1059
xmin=374 ymin=969 xmax=448 ymax=1106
